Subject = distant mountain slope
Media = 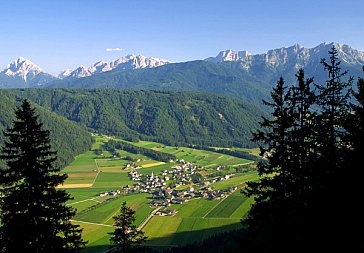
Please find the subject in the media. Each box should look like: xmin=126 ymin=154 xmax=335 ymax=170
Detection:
xmin=0 ymin=89 xmax=265 ymax=148
xmin=206 ymin=42 xmax=364 ymax=87
xmin=46 ymin=60 xmax=270 ymax=105
xmin=0 ymin=92 xmax=94 ymax=168
xmin=45 ymin=42 xmax=363 ymax=104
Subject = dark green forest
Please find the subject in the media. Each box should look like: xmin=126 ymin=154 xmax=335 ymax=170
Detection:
xmin=0 ymin=89 xmax=264 ymax=148
xmin=0 ymin=93 xmax=94 ymax=168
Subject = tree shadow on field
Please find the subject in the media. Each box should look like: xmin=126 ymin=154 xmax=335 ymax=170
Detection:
xmin=83 ymin=223 xmax=242 ymax=253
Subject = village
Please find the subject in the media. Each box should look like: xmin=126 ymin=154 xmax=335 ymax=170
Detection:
xmin=98 ymin=158 xmax=238 ymax=215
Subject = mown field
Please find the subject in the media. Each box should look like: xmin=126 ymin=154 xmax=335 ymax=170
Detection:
xmin=61 ymin=135 xmax=259 ymax=252
xmin=144 ymin=191 xmax=254 ymax=247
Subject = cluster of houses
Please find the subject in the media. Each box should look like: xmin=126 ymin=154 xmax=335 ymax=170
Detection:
xmin=99 ymin=189 xmax=121 ymax=197
xmin=156 ymin=209 xmax=178 ymax=216
xmin=97 ymin=159 xmax=239 ymax=207
xmin=124 ymin=163 xmax=142 ymax=170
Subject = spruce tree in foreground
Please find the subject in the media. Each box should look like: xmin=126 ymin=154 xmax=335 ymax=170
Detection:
xmin=109 ymin=202 xmax=147 ymax=253
xmin=342 ymin=67 xmax=364 ymax=248
xmin=243 ymin=46 xmax=359 ymax=252
xmin=310 ymin=47 xmax=354 ymax=249
xmin=0 ymin=99 xmax=84 ymax=253
xmin=243 ymin=70 xmax=317 ymax=251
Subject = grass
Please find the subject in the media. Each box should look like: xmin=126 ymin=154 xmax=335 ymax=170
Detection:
xmin=92 ymin=172 xmax=133 ymax=187
xmin=74 ymin=193 xmax=152 ymax=226
xmin=145 ymin=216 xmax=242 ymax=246
xmin=211 ymin=172 xmax=259 ymax=190
xmin=144 ymin=216 xmax=183 ymax=246
xmin=172 ymin=198 xmax=220 ymax=218
xmin=127 ymin=140 xmax=253 ymax=167
xmin=206 ymin=193 xmax=247 ymax=218
xmin=138 ymin=163 xmax=176 ymax=175
xmin=77 ymin=222 xmax=113 ymax=253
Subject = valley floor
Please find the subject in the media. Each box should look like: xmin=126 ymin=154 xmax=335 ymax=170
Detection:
xmin=61 ymin=135 xmax=258 ymax=252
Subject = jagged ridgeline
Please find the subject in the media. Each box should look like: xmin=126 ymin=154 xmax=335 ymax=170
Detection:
xmin=0 ymin=89 xmax=264 ymax=148
xmin=0 ymin=92 xmax=94 ymax=168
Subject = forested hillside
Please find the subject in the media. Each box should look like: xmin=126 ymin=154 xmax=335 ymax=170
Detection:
xmin=0 ymin=93 xmax=94 ymax=168
xmin=0 ymin=89 xmax=264 ymax=147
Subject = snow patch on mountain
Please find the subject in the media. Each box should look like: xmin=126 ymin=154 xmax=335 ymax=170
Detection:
xmin=206 ymin=42 xmax=364 ymax=71
xmin=1 ymin=57 xmax=46 ymax=82
xmin=60 ymin=54 xmax=171 ymax=79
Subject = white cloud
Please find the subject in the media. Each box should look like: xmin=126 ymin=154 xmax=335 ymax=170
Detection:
xmin=106 ymin=47 xmax=123 ymax=52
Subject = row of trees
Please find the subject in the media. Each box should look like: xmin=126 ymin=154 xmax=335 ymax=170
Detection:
xmin=105 ymin=139 xmax=177 ymax=162
xmin=0 ymin=100 xmax=146 ymax=252
xmin=189 ymin=144 xmax=260 ymax=161
xmin=243 ymin=47 xmax=363 ymax=252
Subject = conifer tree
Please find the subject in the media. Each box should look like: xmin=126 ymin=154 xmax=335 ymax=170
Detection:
xmin=0 ymin=99 xmax=84 ymax=253
xmin=315 ymin=46 xmax=353 ymax=175
xmin=243 ymin=70 xmax=318 ymax=251
xmin=243 ymin=77 xmax=295 ymax=250
xmin=243 ymin=47 xmax=357 ymax=251
xmin=310 ymin=47 xmax=354 ymax=247
xmin=341 ymin=67 xmax=364 ymax=249
xmin=346 ymin=67 xmax=364 ymax=169
xmin=288 ymin=69 xmax=317 ymax=203
xmin=109 ymin=202 xmax=147 ymax=253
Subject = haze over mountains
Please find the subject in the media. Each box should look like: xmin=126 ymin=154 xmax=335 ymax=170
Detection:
xmin=1 ymin=43 xmax=363 ymax=102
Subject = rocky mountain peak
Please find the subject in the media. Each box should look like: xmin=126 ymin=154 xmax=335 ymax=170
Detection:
xmin=206 ymin=42 xmax=364 ymax=71
xmin=2 ymin=57 xmax=46 ymax=82
xmin=60 ymin=54 xmax=171 ymax=79
xmin=205 ymin=49 xmax=251 ymax=63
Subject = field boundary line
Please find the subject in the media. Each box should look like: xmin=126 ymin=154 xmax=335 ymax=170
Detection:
xmin=231 ymin=161 xmax=255 ymax=167
xmin=175 ymin=216 xmax=240 ymax=220
xmin=70 ymin=219 xmax=113 ymax=228
xmin=103 ymin=207 xmax=122 ymax=224
xmin=138 ymin=206 xmax=162 ymax=230
xmin=203 ymin=195 xmax=228 ymax=218
xmin=67 ymin=197 xmax=100 ymax=206
xmin=91 ymin=159 xmax=101 ymax=186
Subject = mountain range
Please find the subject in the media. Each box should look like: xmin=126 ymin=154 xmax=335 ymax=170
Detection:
xmin=58 ymin=54 xmax=170 ymax=79
xmin=0 ymin=54 xmax=170 ymax=88
xmin=1 ymin=42 xmax=363 ymax=104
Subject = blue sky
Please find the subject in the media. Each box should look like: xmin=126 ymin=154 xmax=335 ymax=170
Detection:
xmin=0 ymin=0 xmax=363 ymax=75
